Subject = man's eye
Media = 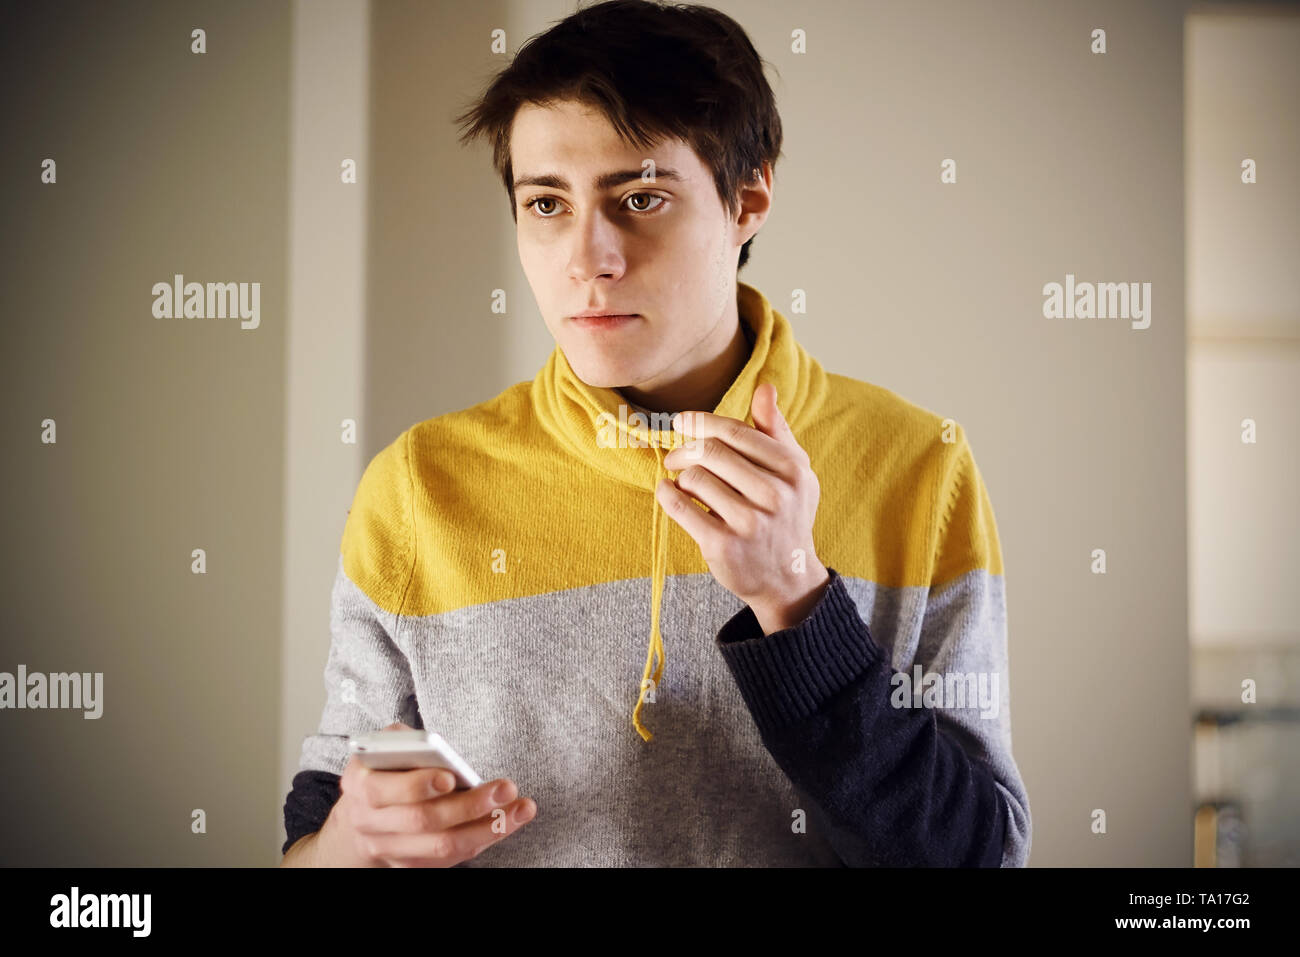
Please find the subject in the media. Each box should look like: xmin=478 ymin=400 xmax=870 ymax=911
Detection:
xmin=625 ymin=193 xmax=664 ymax=213
xmin=524 ymin=196 xmax=562 ymax=217
xmin=522 ymin=193 xmax=666 ymax=218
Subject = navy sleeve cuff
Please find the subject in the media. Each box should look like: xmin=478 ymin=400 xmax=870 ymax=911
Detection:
xmin=714 ymin=567 xmax=886 ymax=738
xmin=282 ymin=770 xmax=342 ymax=856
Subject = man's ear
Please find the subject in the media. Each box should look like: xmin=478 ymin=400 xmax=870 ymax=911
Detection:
xmin=735 ymin=162 xmax=773 ymax=244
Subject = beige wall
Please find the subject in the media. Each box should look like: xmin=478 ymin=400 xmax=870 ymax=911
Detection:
xmin=1186 ymin=8 xmax=1299 ymax=866
xmin=0 ymin=1 xmax=289 ymax=865
xmin=10 ymin=0 xmax=1292 ymax=867
xmin=279 ymin=0 xmax=372 ymax=861
xmin=1187 ymin=9 xmax=1299 ymax=644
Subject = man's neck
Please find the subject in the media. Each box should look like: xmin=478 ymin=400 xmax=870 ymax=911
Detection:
xmin=616 ymin=311 xmax=755 ymax=418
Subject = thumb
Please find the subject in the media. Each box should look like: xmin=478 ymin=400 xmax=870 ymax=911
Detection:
xmin=772 ymin=385 xmax=787 ymax=426
xmin=757 ymin=382 xmax=789 ymax=437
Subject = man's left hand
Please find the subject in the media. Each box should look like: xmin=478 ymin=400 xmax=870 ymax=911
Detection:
xmin=658 ymin=381 xmax=830 ymax=636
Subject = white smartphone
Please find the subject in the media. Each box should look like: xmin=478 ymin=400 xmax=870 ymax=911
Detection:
xmin=347 ymin=729 xmax=482 ymax=789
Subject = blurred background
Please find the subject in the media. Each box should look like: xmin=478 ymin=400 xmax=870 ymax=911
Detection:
xmin=1185 ymin=5 xmax=1299 ymax=868
xmin=0 ymin=0 xmax=1295 ymax=866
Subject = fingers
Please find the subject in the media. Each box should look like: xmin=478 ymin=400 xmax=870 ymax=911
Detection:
xmin=674 ymin=411 xmax=801 ymax=477
xmin=363 ymin=778 xmax=519 ymax=834
xmin=365 ymin=793 xmax=538 ymax=867
xmin=656 ymin=477 xmax=726 ymax=551
xmin=443 ymin=795 xmax=538 ymax=861
xmin=342 ymin=758 xmax=458 ymax=809
xmin=671 ymin=436 xmax=783 ymax=506
xmin=672 ymin=460 xmax=752 ymax=528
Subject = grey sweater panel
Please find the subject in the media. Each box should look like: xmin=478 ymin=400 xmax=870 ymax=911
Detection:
xmin=293 ymin=554 xmax=1031 ymax=866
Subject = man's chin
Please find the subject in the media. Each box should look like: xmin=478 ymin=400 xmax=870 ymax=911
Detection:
xmin=572 ymin=367 xmax=632 ymax=390
xmin=561 ymin=348 xmax=640 ymax=390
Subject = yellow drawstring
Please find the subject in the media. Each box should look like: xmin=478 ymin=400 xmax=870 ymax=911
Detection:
xmin=633 ymin=441 xmax=674 ymax=742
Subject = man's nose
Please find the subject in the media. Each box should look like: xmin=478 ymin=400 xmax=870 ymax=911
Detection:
xmin=566 ymin=212 xmax=627 ymax=282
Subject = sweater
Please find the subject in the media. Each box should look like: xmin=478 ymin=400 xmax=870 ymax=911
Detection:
xmin=283 ymin=280 xmax=1032 ymax=866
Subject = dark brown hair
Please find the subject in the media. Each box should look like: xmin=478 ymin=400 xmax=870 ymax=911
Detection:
xmin=453 ymin=0 xmax=783 ymax=271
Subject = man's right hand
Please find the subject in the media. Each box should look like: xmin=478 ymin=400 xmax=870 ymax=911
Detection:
xmin=314 ymin=722 xmax=537 ymax=867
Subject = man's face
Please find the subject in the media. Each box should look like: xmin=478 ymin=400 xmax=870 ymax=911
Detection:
xmin=509 ymin=98 xmax=760 ymax=393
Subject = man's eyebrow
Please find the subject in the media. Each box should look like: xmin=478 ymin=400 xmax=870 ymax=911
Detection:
xmin=511 ymin=167 xmax=684 ymax=196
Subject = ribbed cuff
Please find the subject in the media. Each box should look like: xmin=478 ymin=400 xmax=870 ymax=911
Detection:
xmin=282 ymin=769 xmax=342 ymax=856
xmin=714 ymin=568 xmax=885 ymax=738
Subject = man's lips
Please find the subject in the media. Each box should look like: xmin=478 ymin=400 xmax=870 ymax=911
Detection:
xmin=569 ymin=313 xmax=639 ymax=328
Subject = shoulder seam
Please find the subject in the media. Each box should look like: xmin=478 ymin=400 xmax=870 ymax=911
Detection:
xmin=932 ymin=421 xmax=969 ymax=585
xmin=394 ymin=427 xmax=418 ymax=624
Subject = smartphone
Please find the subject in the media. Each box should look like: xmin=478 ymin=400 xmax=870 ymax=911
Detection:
xmin=347 ymin=729 xmax=482 ymax=789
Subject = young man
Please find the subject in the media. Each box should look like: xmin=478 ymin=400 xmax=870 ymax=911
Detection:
xmin=282 ymin=0 xmax=1030 ymax=867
